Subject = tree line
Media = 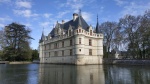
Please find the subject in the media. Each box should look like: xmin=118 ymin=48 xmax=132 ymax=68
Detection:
xmin=101 ymin=9 xmax=150 ymax=59
xmin=0 ymin=22 xmax=39 ymax=61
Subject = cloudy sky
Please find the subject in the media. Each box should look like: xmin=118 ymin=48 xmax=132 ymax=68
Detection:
xmin=0 ymin=0 xmax=150 ymax=49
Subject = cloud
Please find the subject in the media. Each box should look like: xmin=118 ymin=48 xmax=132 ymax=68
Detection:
xmin=13 ymin=0 xmax=39 ymax=18
xmin=0 ymin=24 xmax=5 ymax=28
xmin=57 ymin=11 xmax=70 ymax=18
xmin=114 ymin=0 xmax=126 ymax=6
xmin=40 ymin=22 xmax=50 ymax=28
xmin=16 ymin=1 xmax=32 ymax=8
xmin=82 ymin=12 xmax=92 ymax=22
xmin=0 ymin=0 xmax=11 ymax=4
xmin=39 ymin=21 xmax=54 ymax=35
xmin=66 ymin=0 xmax=83 ymax=10
xmin=14 ymin=9 xmax=38 ymax=18
xmin=120 ymin=2 xmax=150 ymax=16
xmin=0 ymin=16 xmax=12 ymax=22
xmin=59 ymin=0 xmax=96 ymax=11
xmin=43 ymin=13 xmax=52 ymax=18
xmin=0 ymin=16 xmax=12 ymax=28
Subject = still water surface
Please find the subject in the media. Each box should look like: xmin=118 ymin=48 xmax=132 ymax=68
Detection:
xmin=0 ymin=64 xmax=150 ymax=84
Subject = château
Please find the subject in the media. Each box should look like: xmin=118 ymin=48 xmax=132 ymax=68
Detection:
xmin=39 ymin=12 xmax=103 ymax=65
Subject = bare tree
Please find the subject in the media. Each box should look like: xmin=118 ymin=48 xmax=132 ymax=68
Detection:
xmin=100 ymin=21 xmax=118 ymax=58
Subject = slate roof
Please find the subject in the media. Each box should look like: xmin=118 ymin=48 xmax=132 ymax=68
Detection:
xmin=40 ymin=13 xmax=101 ymax=42
xmin=39 ymin=32 xmax=45 ymax=43
xmin=49 ymin=15 xmax=89 ymax=37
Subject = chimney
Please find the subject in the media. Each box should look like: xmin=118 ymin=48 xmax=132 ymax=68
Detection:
xmin=62 ymin=20 xmax=65 ymax=24
xmin=73 ymin=13 xmax=78 ymax=21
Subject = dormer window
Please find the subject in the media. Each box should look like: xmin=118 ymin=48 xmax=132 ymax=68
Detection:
xmin=69 ymin=30 xmax=71 ymax=36
xmin=57 ymin=29 xmax=59 ymax=34
xmin=79 ymin=29 xmax=81 ymax=33
xmin=68 ymin=25 xmax=72 ymax=36
xmin=90 ymin=30 xmax=92 ymax=35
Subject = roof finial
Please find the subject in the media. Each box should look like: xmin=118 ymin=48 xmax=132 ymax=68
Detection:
xmin=42 ymin=27 xmax=45 ymax=35
xmin=79 ymin=9 xmax=82 ymax=16
xmin=96 ymin=14 xmax=100 ymax=33
xmin=97 ymin=14 xmax=98 ymax=22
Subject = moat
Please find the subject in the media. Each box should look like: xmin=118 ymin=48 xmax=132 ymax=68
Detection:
xmin=0 ymin=64 xmax=150 ymax=84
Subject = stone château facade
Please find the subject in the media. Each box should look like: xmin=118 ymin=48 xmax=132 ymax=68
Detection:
xmin=39 ymin=12 xmax=103 ymax=65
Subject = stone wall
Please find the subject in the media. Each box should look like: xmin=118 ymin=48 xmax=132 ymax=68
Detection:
xmin=103 ymin=59 xmax=150 ymax=65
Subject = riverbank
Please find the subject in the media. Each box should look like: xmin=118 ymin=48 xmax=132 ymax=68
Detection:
xmin=1 ymin=60 xmax=150 ymax=65
xmin=0 ymin=61 xmax=33 ymax=64
xmin=0 ymin=61 xmax=9 ymax=64
xmin=9 ymin=61 xmax=32 ymax=64
xmin=103 ymin=59 xmax=150 ymax=65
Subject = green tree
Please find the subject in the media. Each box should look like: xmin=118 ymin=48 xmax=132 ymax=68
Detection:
xmin=31 ymin=49 xmax=39 ymax=61
xmin=3 ymin=22 xmax=33 ymax=61
xmin=0 ymin=29 xmax=5 ymax=60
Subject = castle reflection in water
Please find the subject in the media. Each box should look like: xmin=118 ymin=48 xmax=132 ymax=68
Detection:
xmin=38 ymin=64 xmax=105 ymax=84
xmin=38 ymin=64 xmax=150 ymax=84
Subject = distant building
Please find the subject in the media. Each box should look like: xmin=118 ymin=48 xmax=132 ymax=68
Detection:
xmin=39 ymin=12 xmax=103 ymax=65
xmin=109 ymin=49 xmax=132 ymax=59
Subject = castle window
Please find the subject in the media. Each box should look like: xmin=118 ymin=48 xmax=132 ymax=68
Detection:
xmin=79 ymin=38 xmax=81 ymax=44
xmin=62 ymin=50 xmax=64 ymax=56
xmin=57 ymin=42 xmax=59 ymax=48
xmin=49 ymin=52 xmax=50 ymax=57
xmin=79 ymin=49 xmax=81 ymax=52
xmin=44 ymin=52 xmax=46 ymax=57
xmin=90 ymin=30 xmax=92 ymax=35
xmin=54 ymin=43 xmax=57 ymax=48
xmin=70 ymin=39 xmax=72 ymax=46
xmin=55 ymin=51 xmax=58 ymax=56
xmin=69 ymin=30 xmax=71 ymax=36
xmin=77 ymin=30 xmax=78 ymax=33
xmin=89 ymin=39 xmax=92 ymax=46
xmin=89 ymin=49 xmax=92 ymax=55
xmin=62 ymin=41 xmax=64 ymax=47
xmin=49 ymin=44 xmax=51 ymax=49
xmin=70 ymin=49 xmax=72 ymax=56
xmin=44 ymin=45 xmax=46 ymax=50
xmin=79 ymin=29 xmax=81 ymax=33
xmin=57 ymin=29 xmax=58 ymax=34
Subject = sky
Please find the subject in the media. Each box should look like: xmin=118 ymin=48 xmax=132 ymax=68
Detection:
xmin=0 ymin=0 xmax=150 ymax=49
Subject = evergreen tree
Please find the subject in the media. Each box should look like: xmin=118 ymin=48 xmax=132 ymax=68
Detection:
xmin=3 ymin=22 xmax=33 ymax=61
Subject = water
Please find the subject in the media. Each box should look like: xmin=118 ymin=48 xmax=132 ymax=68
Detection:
xmin=0 ymin=64 xmax=150 ymax=84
